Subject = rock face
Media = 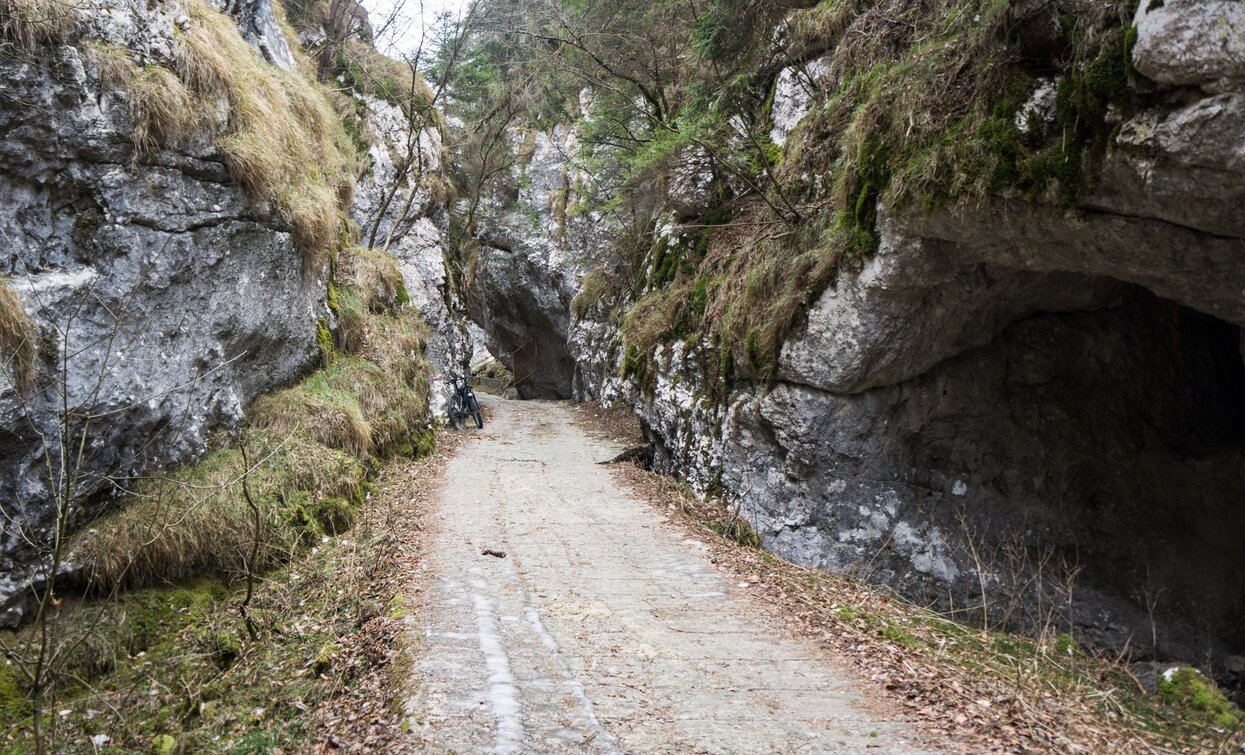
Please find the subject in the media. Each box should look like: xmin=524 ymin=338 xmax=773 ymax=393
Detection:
xmin=0 ymin=22 xmax=321 ymax=620
xmin=467 ymin=125 xmax=612 ymax=399
xmin=464 ymin=3 xmax=1245 ymax=671
xmin=632 ymin=215 xmax=1245 ymax=663
xmin=0 ymin=4 xmax=466 ymax=621
xmin=1131 ymin=0 xmax=1244 ymax=91
xmin=350 ymin=93 xmax=472 ymax=408
xmin=769 ymin=56 xmax=829 ymax=147
xmin=223 ymin=0 xmax=298 ymax=70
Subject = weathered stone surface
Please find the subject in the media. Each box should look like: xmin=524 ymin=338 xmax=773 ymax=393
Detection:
xmin=1132 ymin=0 xmax=1245 ymax=90
xmin=70 ymin=0 xmax=179 ymax=61
xmin=467 ymin=124 xmax=612 ymax=399
xmin=667 ymin=146 xmax=718 ymax=217
xmin=217 ymin=0 xmax=297 ymax=70
xmin=1093 ymin=93 xmax=1245 ymax=238
xmin=779 ymin=212 xmax=1125 ymax=394
xmin=350 ymin=93 xmax=471 ymax=408
xmin=640 ymin=293 xmax=1245 ymax=664
xmin=0 ymin=40 xmax=321 ymax=621
xmin=770 ymin=56 xmax=829 ymax=147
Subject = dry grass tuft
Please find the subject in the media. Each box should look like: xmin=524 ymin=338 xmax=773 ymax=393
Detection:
xmin=249 ymin=375 xmax=373 ymax=458
xmin=347 ymin=246 xmax=407 ymax=312
xmin=174 ymin=0 xmax=356 ymax=268
xmin=71 ymin=431 xmax=367 ymax=592
xmin=0 ymin=276 xmax=36 ymax=392
xmin=364 ymin=307 xmax=430 ymax=387
xmin=69 ymin=295 xmax=432 ymax=594
xmin=127 ymin=65 xmax=200 ymax=155
xmin=83 ymin=40 xmax=135 ymax=89
xmin=250 ymin=301 xmax=430 ymax=459
xmin=0 ymin=0 xmax=75 ymax=53
xmin=338 ymin=39 xmax=433 ymax=112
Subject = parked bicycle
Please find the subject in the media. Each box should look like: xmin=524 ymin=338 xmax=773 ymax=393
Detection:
xmin=447 ymin=372 xmax=483 ymax=430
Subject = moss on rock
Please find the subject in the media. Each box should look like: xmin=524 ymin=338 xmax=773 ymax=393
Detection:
xmin=1157 ymin=667 xmax=1244 ymax=729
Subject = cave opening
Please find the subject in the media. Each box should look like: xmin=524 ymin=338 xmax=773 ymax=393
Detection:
xmin=928 ymin=282 xmax=1245 ymax=668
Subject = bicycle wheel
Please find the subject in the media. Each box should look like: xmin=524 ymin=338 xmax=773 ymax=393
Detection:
xmin=448 ymin=395 xmax=464 ymax=430
xmin=468 ymin=395 xmax=483 ymax=429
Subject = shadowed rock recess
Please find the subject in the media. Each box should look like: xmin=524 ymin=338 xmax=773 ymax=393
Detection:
xmin=457 ymin=0 xmax=1245 ymax=683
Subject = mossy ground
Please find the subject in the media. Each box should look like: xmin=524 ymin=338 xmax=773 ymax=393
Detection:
xmin=1158 ymin=667 xmax=1245 ymax=730
xmin=0 ymin=448 xmax=441 ymax=752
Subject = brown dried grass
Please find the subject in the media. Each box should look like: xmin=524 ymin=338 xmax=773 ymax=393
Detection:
xmin=0 ymin=0 xmax=75 ymax=53
xmin=72 ymin=431 xmax=367 ymax=591
xmin=0 ymin=276 xmax=36 ymax=392
xmin=174 ymin=0 xmax=356 ymax=269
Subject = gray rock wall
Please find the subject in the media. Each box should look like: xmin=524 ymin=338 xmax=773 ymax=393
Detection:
xmin=349 ymin=92 xmax=472 ymax=409
xmin=467 ymin=124 xmax=614 ymax=399
xmin=0 ymin=2 xmax=467 ymax=620
xmin=0 ymin=30 xmax=322 ymax=620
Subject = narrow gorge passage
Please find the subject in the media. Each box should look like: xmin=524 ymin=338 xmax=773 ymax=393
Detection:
xmin=402 ymin=398 xmax=933 ymax=754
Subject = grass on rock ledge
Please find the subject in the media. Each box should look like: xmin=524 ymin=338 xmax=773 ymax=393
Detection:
xmin=0 ymin=247 xmax=435 ymax=751
xmin=0 ymin=440 xmax=451 ymax=753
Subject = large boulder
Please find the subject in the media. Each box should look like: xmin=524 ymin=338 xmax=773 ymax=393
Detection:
xmin=1132 ymin=0 xmax=1245 ymax=91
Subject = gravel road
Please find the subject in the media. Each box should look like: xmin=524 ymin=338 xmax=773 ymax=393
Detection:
xmin=404 ymin=397 xmax=932 ymax=754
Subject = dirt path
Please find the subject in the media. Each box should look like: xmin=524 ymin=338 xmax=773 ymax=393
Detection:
xmin=402 ymin=397 xmax=933 ymax=754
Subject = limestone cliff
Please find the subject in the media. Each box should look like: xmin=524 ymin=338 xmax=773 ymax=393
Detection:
xmin=0 ymin=0 xmax=468 ymax=621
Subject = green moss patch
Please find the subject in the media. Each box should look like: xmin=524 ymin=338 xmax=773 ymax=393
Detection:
xmin=1158 ymin=667 xmax=1245 ymax=729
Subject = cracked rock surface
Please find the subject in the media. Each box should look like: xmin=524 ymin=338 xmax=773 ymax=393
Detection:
xmin=0 ymin=32 xmax=322 ymax=621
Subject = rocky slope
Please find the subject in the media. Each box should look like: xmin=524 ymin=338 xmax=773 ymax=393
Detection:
xmin=461 ymin=0 xmax=1245 ymax=679
xmin=0 ymin=0 xmax=468 ymax=621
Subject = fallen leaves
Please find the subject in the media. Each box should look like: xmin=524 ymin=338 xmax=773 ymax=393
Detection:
xmin=590 ymin=410 xmax=1243 ymax=755
xmin=310 ymin=431 xmax=464 ymax=753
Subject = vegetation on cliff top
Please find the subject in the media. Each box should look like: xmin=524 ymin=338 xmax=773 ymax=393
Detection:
xmin=176 ymin=0 xmax=358 ymax=269
xmin=0 ymin=0 xmax=75 ymax=53
xmin=448 ymin=0 xmax=1140 ymax=383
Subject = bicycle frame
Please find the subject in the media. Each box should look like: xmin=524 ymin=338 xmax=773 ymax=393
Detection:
xmin=447 ymin=373 xmax=483 ymax=429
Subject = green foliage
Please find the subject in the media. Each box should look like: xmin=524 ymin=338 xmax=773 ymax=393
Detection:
xmin=708 ymin=513 xmax=761 ymax=548
xmin=0 ymin=663 xmax=28 ymax=720
xmin=1157 ymin=668 xmax=1244 ymax=729
xmin=412 ymin=428 xmax=437 ymax=458
xmin=316 ymin=317 xmax=335 ymax=364
xmin=386 ymin=593 xmax=409 ymax=620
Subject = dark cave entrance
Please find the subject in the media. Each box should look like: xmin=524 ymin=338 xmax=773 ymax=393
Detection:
xmin=931 ymin=284 xmax=1245 ymax=666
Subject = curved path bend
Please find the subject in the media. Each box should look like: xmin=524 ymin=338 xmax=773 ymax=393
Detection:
xmin=404 ymin=397 xmax=932 ymax=754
